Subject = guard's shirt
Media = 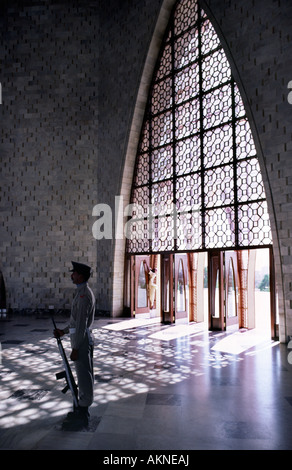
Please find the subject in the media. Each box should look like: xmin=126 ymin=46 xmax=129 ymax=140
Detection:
xmin=64 ymin=283 xmax=95 ymax=350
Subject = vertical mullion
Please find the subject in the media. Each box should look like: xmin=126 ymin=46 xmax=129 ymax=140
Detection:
xmin=148 ymin=96 xmax=153 ymax=252
xmin=171 ymin=13 xmax=178 ymax=252
xmin=198 ymin=8 xmax=205 ymax=250
xmin=231 ymin=77 xmax=239 ymax=248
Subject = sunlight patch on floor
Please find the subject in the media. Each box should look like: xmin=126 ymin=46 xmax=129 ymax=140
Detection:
xmin=103 ymin=317 xmax=160 ymax=331
xmin=211 ymin=329 xmax=274 ymax=355
xmin=149 ymin=323 xmax=206 ymax=341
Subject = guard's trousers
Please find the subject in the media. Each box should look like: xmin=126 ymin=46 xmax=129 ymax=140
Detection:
xmin=74 ymin=338 xmax=94 ymax=408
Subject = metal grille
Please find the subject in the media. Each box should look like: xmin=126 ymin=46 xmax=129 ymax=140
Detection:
xmin=126 ymin=0 xmax=272 ymax=254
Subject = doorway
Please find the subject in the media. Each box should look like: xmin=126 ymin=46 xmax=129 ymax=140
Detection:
xmin=207 ymin=247 xmax=276 ymax=336
xmin=161 ymin=253 xmax=189 ymax=324
xmin=127 ymin=253 xmax=189 ymax=323
xmin=125 ymin=247 xmax=277 ymax=338
xmin=134 ymin=255 xmax=151 ymax=316
xmin=208 ymin=250 xmax=240 ymax=331
xmin=128 ymin=254 xmax=161 ymax=319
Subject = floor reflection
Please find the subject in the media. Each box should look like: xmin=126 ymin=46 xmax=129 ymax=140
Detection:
xmin=0 ymin=314 xmax=291 ymax=450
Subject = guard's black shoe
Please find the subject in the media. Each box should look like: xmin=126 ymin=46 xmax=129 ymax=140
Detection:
xmin=62 ymin=418 xmax=86 ymax=432
xmin=62 ymin=406 xmax=89 ymax=431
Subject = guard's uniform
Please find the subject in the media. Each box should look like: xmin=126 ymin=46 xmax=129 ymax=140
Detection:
xmin=64 ymin=282 xmax=95 ymax=408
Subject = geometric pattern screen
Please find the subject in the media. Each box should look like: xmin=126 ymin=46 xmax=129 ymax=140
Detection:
xmin=127 ymin=0 xmax=272 ymax=254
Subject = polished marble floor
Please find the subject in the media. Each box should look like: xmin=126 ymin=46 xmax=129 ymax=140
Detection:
xmin=0 ymin=312 xmax=292 ymax=450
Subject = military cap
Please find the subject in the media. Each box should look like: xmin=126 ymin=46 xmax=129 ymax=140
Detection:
xmin=70 ymin=261 xmax=92 ymax=277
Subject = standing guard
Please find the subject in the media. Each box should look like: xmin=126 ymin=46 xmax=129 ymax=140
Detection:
xmin=54 ymin=261 xmax=95 ymax=430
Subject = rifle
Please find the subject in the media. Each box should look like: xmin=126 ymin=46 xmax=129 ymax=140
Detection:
xmin=52 ymin=317 xmax=79 ymax=409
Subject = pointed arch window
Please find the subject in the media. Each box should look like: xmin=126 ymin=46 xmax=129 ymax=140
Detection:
xmin=126 ymin=0 xmax=272 ymax=254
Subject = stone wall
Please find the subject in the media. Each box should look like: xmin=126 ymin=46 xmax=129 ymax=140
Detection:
xmin=0 ymin=1 xmax=99 ymax=311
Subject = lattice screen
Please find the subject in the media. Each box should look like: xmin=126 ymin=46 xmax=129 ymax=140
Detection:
xmin=127 ymin=0 xmax=272 ymax=254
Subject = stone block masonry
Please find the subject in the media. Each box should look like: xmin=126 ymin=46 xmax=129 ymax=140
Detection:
xmin=0 ymin=1 xmax=99 ymax=310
